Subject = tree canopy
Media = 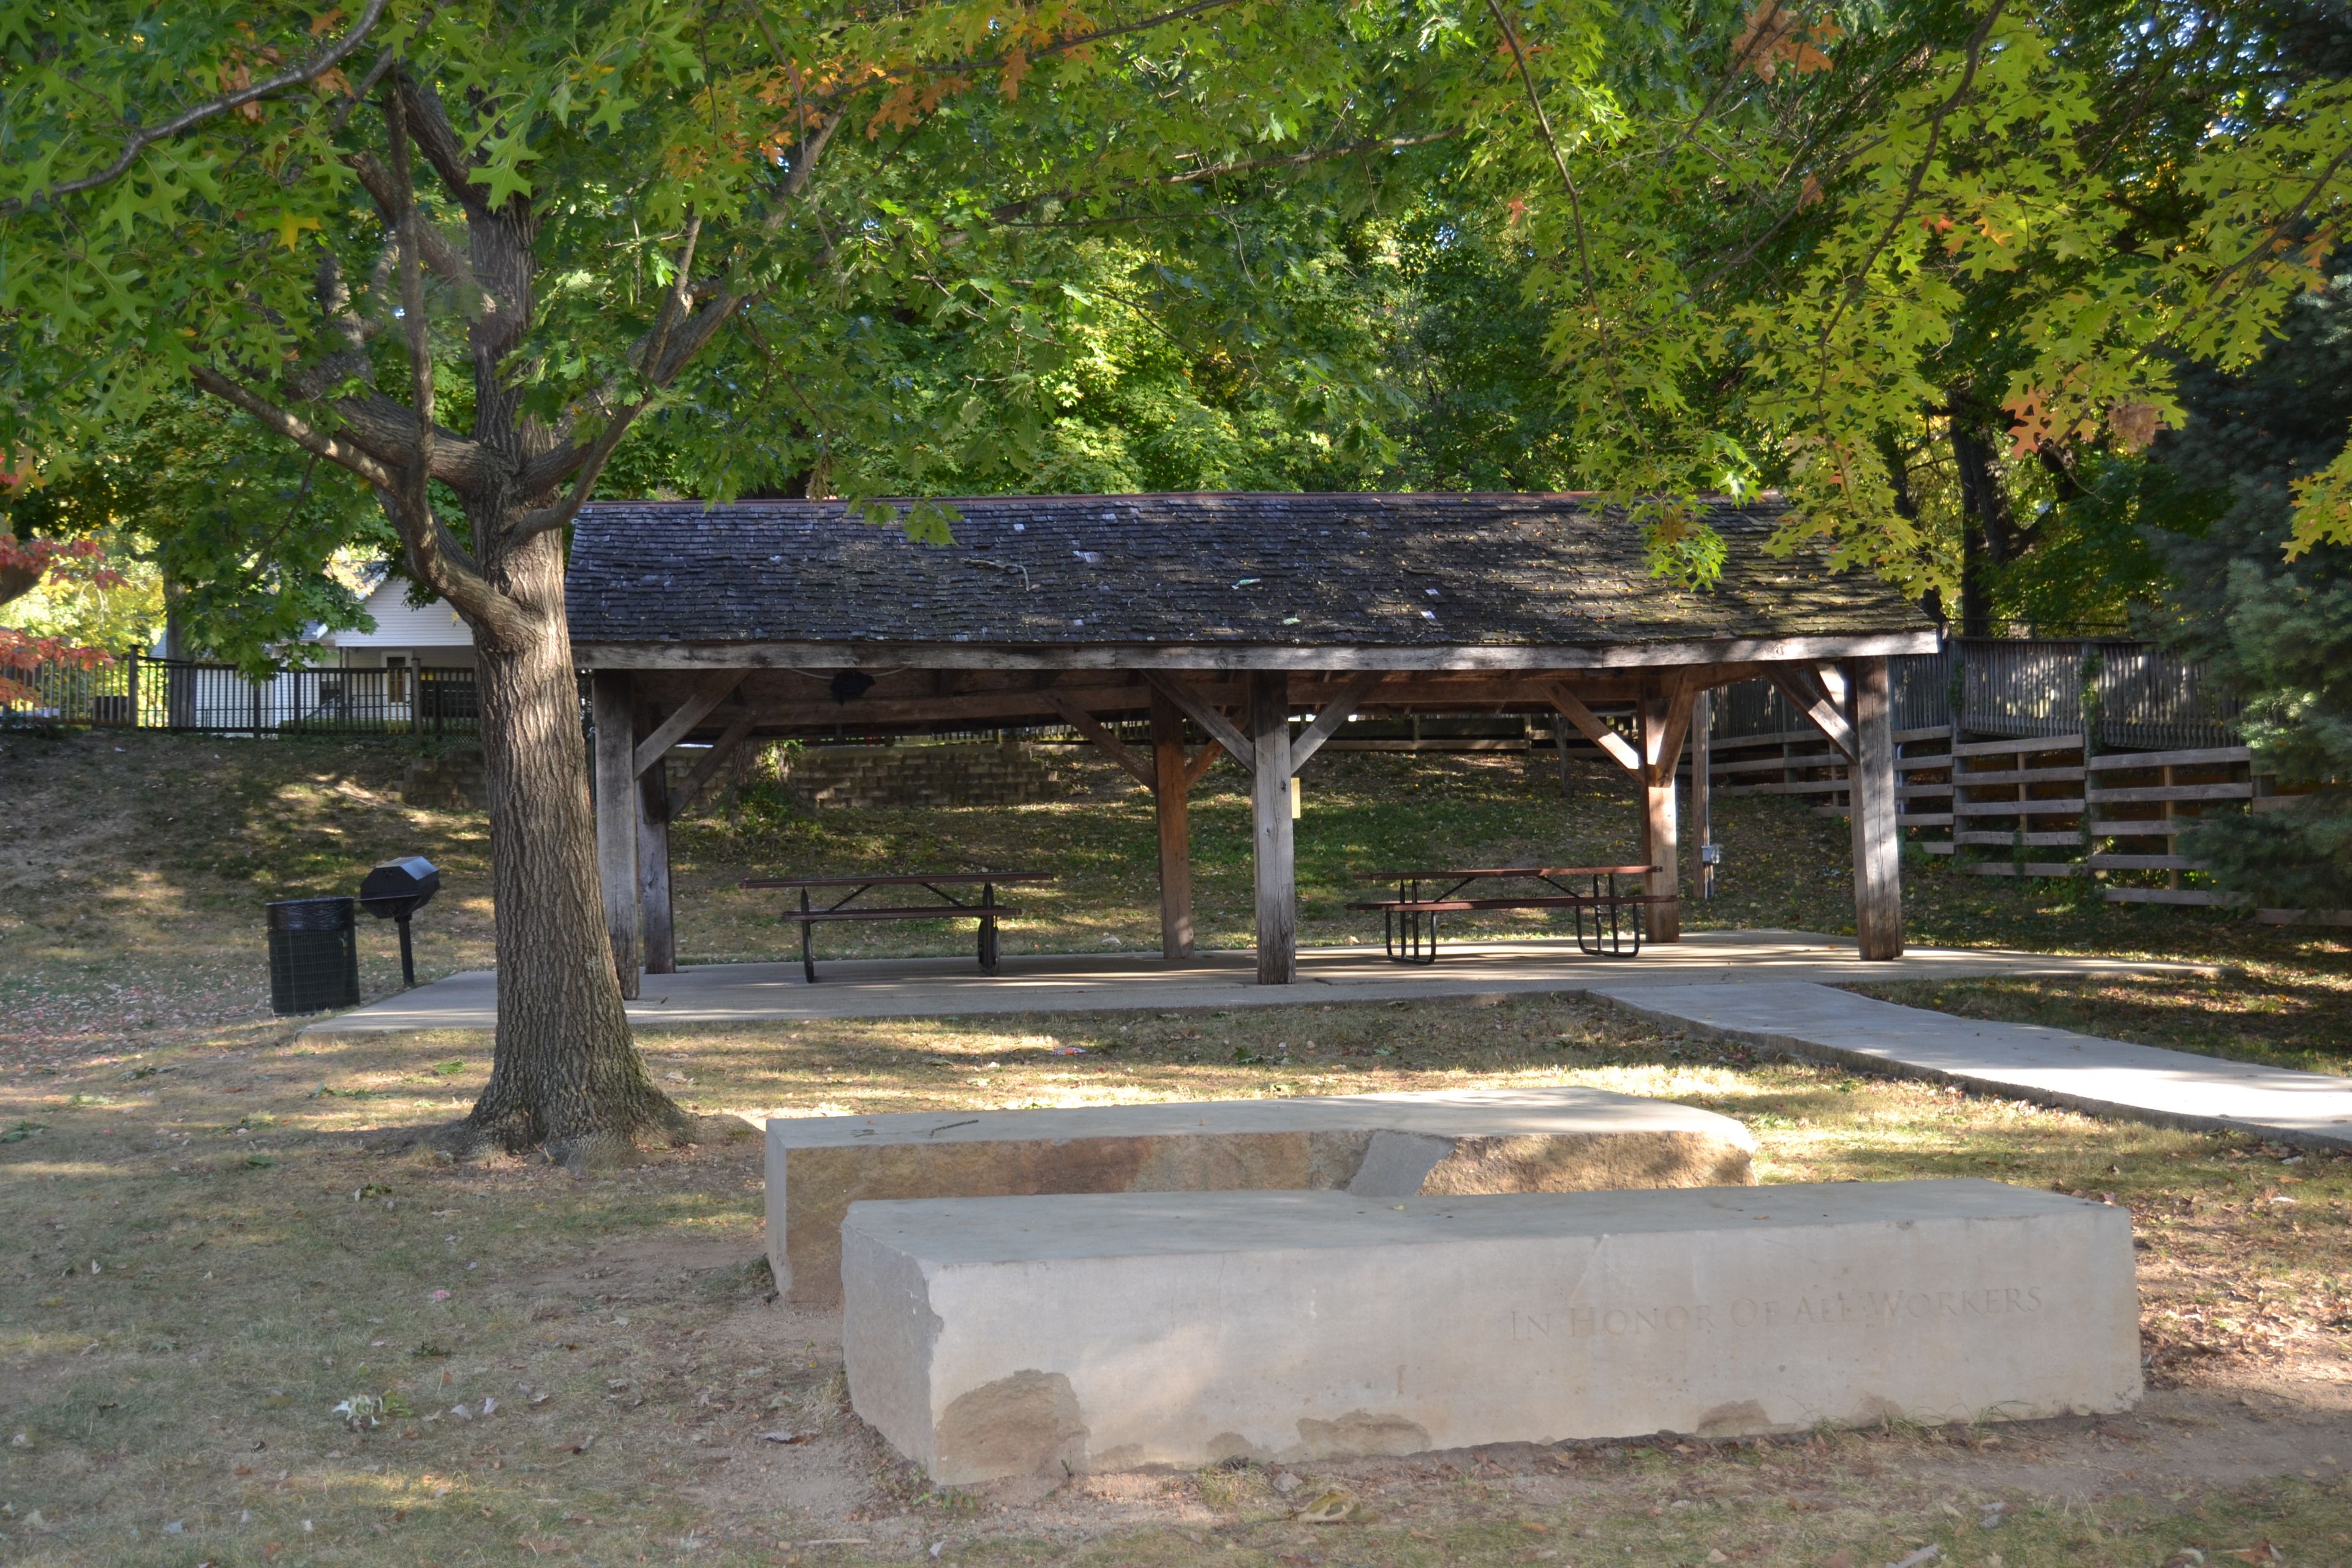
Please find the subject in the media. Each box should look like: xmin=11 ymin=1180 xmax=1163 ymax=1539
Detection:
xmin=6 ymin=1 xmax=2346 ymax=605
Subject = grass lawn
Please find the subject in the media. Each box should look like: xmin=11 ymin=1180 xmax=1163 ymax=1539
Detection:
xmin=6 ymin=728 xmax=2352 ymax=1565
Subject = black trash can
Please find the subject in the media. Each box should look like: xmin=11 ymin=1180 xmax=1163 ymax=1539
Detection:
xmin=266 ymin=897 xmax=360 ymax=1014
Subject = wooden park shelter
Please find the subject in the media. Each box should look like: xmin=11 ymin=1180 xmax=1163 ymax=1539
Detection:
xmin=567 ymin=493 xmax=1938 ymax=995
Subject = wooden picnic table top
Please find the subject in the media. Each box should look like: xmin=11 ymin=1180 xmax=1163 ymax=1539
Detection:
xmin=1373 ymin=865 xmax=1656 ymax=881
xmin=740 ymin=870 xmax=1055 ymax=890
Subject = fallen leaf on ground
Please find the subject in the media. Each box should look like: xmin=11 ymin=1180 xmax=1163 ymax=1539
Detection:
xmin=1294 ymin=1489 xmax=1359 ymax=1523
xmin=758 ymin=1430 xmax=813 ymax=1444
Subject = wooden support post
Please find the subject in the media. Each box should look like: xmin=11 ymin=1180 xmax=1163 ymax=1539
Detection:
xmin=590 ymin=671 xmax=641 ymax=999
xmin=2161 ymin=764 xmax=2180 ymax=891
xmin=1846 ymin=655 xmax=1904 ymax=959
xmin=638 ymin=744 xmax=676 ymax=976
xmin=1692 ymin=688 xmax=1715 ymax=900
xmin=1638 ymin=680 xmax=1686 ymax=943
xmin=1150 ymin=688 xmax=1196 ymax=960
xmin=1249 ymin=670 xmax=1295 ymax=984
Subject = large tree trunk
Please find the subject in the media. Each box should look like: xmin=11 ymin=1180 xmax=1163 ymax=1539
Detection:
xmin=1951 ymin=415 xmax=2028 ymax=638
xmin=452 ymin=529 xmax=690 ymax=1166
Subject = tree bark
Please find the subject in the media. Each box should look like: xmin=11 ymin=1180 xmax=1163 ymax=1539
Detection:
xmin=452 ymin=532 xmax=688 ymax=1166
xmin=1951 ymin=415 xmax=2027 ymax=638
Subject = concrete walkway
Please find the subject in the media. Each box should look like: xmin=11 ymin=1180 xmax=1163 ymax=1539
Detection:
xmin=1593 ymin=981 xmax=2352 ymax=1152
xmin=304 ymin=928 xmax=2199 ymax=1034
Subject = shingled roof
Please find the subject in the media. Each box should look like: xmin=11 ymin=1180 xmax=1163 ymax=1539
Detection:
xmin=567 ymin=493 xmax=1933 ymax=663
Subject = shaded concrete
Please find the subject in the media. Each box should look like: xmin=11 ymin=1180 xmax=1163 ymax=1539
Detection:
xmin=300 ymin=929 xmax=2208 ymax=1035
xmin=1595 ymin=980 xmax=2352 ymax=1150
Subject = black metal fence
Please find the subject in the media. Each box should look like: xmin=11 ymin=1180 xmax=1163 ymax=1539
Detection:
xmin=1 ymin=654 xmax=480 ymax=736
xmin=1710 ymin=639 xmax=2241 ymax=750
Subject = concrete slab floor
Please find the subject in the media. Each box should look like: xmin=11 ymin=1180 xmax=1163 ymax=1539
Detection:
xmin=300 ymin=928 xmax=2211 ymax=1035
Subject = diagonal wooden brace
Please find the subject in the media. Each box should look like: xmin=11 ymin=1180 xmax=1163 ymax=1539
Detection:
xmin=1766 ymin=663 xmax=1857 ymax=761
xmin=634 ymin=671 xmax=747 ymax=778
xmin=1145 ymin=673 xmax=1253 ymax=774
xmin=1289 ymin=671 xmax=1385 ymax=772
xmin=1645 ymin=674 xmax=1699 ymax=786
xmin=1041 ymin=688 xmax=1155 ymax=788
xmin=1546 ymin=682 xmax=1642 ymax=773
xmin=667 ymin=706 xmax=761 ymax=818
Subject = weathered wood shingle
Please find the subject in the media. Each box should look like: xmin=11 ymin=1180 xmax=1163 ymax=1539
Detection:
xmin=567 ymin=493 xmax=1929 ymax=651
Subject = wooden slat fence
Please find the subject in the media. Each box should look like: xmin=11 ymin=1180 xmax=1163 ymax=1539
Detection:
xmin=1713 ymin=638 xmax=2242 ymax=752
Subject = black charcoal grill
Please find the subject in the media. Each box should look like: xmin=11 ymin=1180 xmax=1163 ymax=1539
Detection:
xmin=358 ymin=856 xmax=440 ymax=988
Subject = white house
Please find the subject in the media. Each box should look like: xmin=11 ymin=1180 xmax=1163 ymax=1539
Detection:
xmin=126 ymin=573 xmax=481 ymax=732
xmin=321 ymin=576 xmax=477 ymax=676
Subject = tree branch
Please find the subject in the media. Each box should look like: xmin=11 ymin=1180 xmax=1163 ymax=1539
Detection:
xmin=1483 ymin=0 xmax=1599 ymax=307
xmin=987 ymin=132 xmax=1456 ymax=222
xmin=511 ymin=227 xmax=747 ymax=538
xmin=348 ymin=151 xmax=478 ymax=287
xmin=394 ymin=76 xmax=492 ymax=213
xmin=189 ymin=366 xmax=396 ymax=489
xmin=388 ymin=92 xmax=437 ymax=546
xmin=372 ymin=484 xmax=532 ymax=645
xmin=2 ymin=0 xmax=392 ymax=215
xmin=1809 ymin=1 xmax=2007 ymax=393
xmin=807 ymin=0 xmax=1246 ymax=108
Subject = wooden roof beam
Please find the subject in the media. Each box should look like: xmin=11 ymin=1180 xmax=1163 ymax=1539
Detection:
xmin=577 ymin=631 xmax=1940 ymax=674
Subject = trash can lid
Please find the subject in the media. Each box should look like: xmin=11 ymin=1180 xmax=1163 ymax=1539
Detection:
xmin=266 ymin=895 xmax=356 ymax=932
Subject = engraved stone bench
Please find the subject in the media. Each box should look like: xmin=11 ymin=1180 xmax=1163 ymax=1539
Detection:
xmin=761 ymin=1086 xmax=1756 ymax=1306
xmin=842 ymin=1181 xmax=2139 ymax=1482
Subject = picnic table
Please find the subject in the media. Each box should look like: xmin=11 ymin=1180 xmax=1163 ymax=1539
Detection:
xmin=739 ymin=871 xmax=1055 ymax=983
xmin=1347 ymin=865 xmax=1665 ymax=963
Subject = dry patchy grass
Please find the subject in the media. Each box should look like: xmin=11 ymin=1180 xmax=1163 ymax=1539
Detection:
xmin=9 ymin=993 xmax=2352 ymax=1566
xmin=10 ymin=729 xmax=2352 ymax=1562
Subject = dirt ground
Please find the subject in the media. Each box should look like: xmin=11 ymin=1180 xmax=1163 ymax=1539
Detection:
xmin=9 ymin=993 xmax=2352 ymax=1567
xmin=9 ymin=730 xmax=2352 ymax=1565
